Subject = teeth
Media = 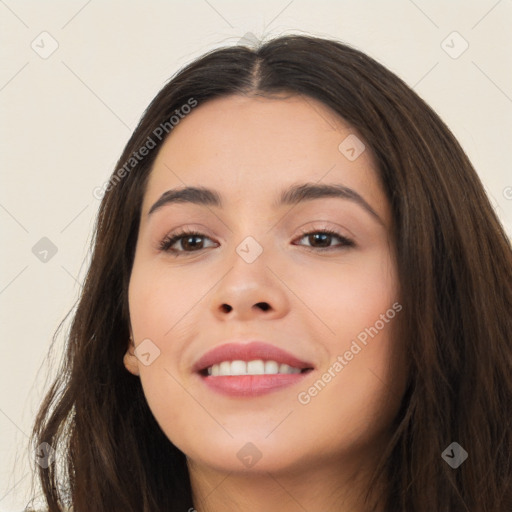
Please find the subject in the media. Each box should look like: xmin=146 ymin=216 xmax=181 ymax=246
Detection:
xmin=264 ymin=360 xmax=279 ymax=374
xmin=219 ymin=361 xmax=231 ymax=375
xmin=207 ymin=359 xmax=302 ymax=376
xmin=247 ymin=360 xmax=265 ymax=375
xmin=279 ymin=363 xmax=294 ymax=374
xmin=231 ymin=360 xmax=247 ymax=375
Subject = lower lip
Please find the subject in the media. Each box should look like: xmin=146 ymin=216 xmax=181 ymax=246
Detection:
xmin=200 ymin=373 xmax=309 ymax=397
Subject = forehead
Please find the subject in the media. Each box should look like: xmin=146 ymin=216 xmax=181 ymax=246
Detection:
xmin=142 ymin=94 xmax=389 ymax=223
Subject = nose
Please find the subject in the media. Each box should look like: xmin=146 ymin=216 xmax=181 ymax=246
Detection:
xmin=209 ymin=250 xmax=290 ymax=323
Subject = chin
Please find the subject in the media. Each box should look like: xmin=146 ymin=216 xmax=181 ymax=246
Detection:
xmin=178 ymin=431 xmax=310 ymax=475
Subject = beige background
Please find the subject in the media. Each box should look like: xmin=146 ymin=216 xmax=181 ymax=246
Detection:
xmin=1 ymin=0 xmax=511 ymax=509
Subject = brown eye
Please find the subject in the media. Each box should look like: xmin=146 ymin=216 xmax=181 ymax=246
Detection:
xmin=180 ymin=234 xmax=205 ymax=251
xmin=159 ymin=231 xmax=217 ymax=253
xmin=296 ymin=230 xmax=355 ymax=250
xmin=307 ymin=233 xmax=332 ymax=248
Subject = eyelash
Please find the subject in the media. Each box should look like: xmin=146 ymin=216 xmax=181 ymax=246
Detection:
xmin=158 ymin=228 xmax=355 ymax=255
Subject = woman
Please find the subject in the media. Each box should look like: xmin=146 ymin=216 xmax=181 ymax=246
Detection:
xmin=29 ymin=35 xmax=512 ymax=512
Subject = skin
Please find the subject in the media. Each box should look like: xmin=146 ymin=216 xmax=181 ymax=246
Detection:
xmin=124 ymin=94 xmax=407 ymax=511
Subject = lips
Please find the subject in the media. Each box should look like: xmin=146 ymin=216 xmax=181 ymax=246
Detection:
xmin=194 ymin=341 xmax=314 ymax=373
xmin=193 ymin=341 xmax=314 ymax=397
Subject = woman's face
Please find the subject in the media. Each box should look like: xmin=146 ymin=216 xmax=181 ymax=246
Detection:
xmin=125 ymin=94 xmax=406 ymax=476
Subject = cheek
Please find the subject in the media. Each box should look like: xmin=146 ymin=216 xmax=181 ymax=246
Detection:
xmin=291 ymin=248 xmax=398 ymax=342
xmin=295 ymin=314 xmax=404 ymax=459
xmin=295 ymin=343 xmax=404 ymax=462
xmin=128 ymin=260 xmax=205 ymax=343
xmin=292 ymin=249 xmax=403 ymax=433
xmin=128 ymin=263 xmax=209 ymax=452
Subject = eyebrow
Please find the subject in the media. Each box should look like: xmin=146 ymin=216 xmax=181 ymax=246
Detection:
xmin=148 ymin=186 xmax=222 ymax=215
xmin=148 ymin=183 xmax=383 ymax=225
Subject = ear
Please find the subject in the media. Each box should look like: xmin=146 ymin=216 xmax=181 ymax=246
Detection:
xmin=123 ymin=335 xmax=140 ymax=376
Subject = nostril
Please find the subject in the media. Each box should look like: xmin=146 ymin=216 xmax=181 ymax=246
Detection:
xmin=220 ymin=304 xmax=232 ymax=313
xmin=256 ymin=302 xmax=270 ymax=311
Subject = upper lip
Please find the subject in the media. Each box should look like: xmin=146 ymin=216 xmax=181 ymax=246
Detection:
xmin=193 ymin=341 xmax=315 ymax=373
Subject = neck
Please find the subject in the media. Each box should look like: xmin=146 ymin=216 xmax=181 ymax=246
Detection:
xmin=188 ymin=453 xmax=384 ymax=512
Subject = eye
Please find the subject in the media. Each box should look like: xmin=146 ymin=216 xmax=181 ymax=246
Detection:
xmin=294 ymin=229 xmax=355 ymax=251
xmin=158 ymin=228 xmax=355 ymax=255
xmin=159 ymin=230 xmax=217 ymax=254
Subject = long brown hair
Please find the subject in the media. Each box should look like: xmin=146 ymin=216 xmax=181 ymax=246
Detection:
xmin=28 ymin=35 xmax=512 ymax=511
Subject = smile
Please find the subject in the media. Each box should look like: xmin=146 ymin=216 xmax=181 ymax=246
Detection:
xmin=206 ymin=359 xmax=306 ymax=376
xmin=194 ymin=341 xmax=314 ymax=397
